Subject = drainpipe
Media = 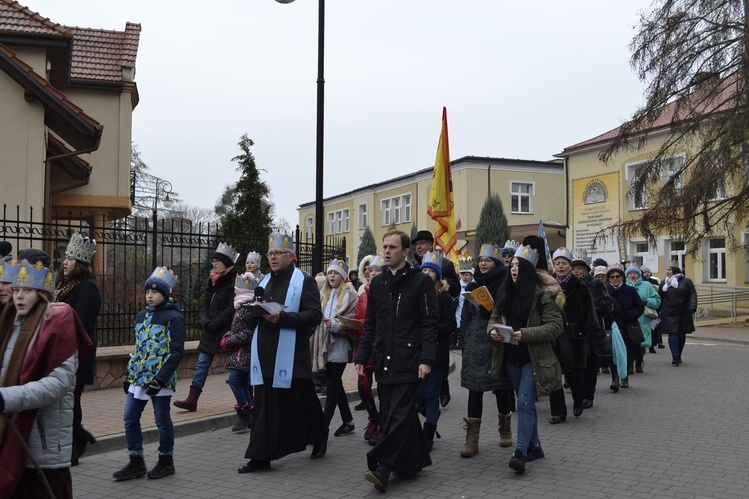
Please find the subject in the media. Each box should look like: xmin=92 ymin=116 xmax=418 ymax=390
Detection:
xmin=487 ymin=164 xmax=491 ymax=198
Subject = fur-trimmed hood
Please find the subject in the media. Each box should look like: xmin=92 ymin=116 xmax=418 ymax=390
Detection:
xmin=537 ymin=271 xmax=565 ymax=311
xmin=357 ymin=255 xmax=374 ymax=291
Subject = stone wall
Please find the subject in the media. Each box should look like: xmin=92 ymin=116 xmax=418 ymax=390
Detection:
xmin=89 ymin=341 xmax=228 ymax=391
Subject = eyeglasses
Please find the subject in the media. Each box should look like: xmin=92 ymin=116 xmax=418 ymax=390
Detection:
xmin=477 ymin=258 xmax=493 ymax=264
xmin=267 ymin=251 xmax=290 ymax=258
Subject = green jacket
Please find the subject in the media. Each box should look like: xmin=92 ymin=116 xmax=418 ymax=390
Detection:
xmin=487 ymin=276 xmax=564 ymax=397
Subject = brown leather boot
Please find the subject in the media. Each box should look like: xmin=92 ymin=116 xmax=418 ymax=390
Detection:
xmin=173 ymin=386 xmax=202 ymax=411
xmin=460 ymin=417 xmax=481 ymax=458
xmin=498 ymin=413 xmax=513 ymax=448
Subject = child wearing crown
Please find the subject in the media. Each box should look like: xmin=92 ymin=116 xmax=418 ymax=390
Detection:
xmin=0 ymin=260 xmax=92 ymax=497
xmin=113 ymin=267 xmax=185 ymax=482
xmin=220 ymin=271 xmax=260 ymax=433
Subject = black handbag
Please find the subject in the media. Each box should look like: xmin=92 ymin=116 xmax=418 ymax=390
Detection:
xmin=626 ymin=321 xmax=645 ymax=345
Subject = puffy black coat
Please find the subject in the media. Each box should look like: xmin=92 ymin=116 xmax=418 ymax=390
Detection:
xmin=460 ymin=267 xmax=508 ymax=392
xmin=58 ymin=276 xmax=102 ymax=385
xmin=606 ymin=283 xmax=644 ymax=334
xmin=355 ymin=263 xmax=438 ymax=385
xmin=558 ymin=275 xmax=601 ymax=369
xmin=199 ymin=267 xmax=238 ymax=355
xmin=658 ymin=275 xmax=697 ymax=335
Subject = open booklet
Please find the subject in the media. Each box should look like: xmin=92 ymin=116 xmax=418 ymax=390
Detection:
xmin=462 ymin=285 xmax=495 ymax=312
xmin=244 ymin=301 xmax=286 ymax=316
xmin=335 ymin=314 xmax=364 ymax=331
xmin=492 ymin=323 xmax=519 ymax=345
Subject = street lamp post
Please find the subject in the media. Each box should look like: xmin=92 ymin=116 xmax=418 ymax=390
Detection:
xmin=152 ymin=178 xmax=173 ymax=270
xmin=276 ymin=0 xmax=325 ymax=275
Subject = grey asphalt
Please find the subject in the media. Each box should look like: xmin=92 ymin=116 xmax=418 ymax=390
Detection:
xmin=72 ymin=336 xmax=749 ymax=498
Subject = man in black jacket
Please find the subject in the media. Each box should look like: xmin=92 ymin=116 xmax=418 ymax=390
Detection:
xmin=356 ymin=230 xmax=438 ymax=493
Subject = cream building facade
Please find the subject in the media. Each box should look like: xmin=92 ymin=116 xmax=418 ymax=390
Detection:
xmin=298 ymin=155 xmax=565 ymax=267
xmin=558 ymin=121 xmax=746 ymax=285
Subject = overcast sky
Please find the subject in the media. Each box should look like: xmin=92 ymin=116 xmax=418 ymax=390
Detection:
xmin=24 ymin=0 xmax=653 ymax=226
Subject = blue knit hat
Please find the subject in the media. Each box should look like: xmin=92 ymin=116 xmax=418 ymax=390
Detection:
xmin=145 ymin=267 xmax=178 ymax=299
xmin=420 ymin=251 xmax=443 ymax=280
xmin=625 ymin=266 xmax=641 ymax=278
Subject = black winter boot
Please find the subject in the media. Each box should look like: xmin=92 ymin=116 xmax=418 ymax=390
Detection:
xmin=610 ymin=371 xmax=620 ymax=393
xmin=423 ymin=422 xmax=437 ymax=452
xmin=147 ymin=454 xmax=175 ymax=479
xmin=113 ymin=455 xmax=147 ymax=481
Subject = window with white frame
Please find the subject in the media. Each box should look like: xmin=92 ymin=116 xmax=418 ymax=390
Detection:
xmin=510 ymin=182 xmax=533 ymax=214
xmin=706 ymin=237 xmax=726 ymax=281
xmin=709 ymin=178 xmax=727 ymax=201
xmin=306 ymin=216 xmax=313 ymax=239
xmin=380 ymin=195 xmax=412 ymax=226
xmin=381 ymin=199 xmax=391 ymax=226
xmin=630 ymin=241 xmax=649 ymax=267
xmin=661 ymin=155 xmax=686 ymax=189
xmin=392 ymin=197 xmax=401 ymax=224
xmin=327 ymin=209 xmax=349 ymax=234
xmin=402 ymin=194 xmax=412 ymax=222
xmin=358 ymin=203 xmax=368 ymax=229
xmin=627 ymin=162 xmax=649 ymax=210
xmin=668 ymin=240 xmax=686 ymax=273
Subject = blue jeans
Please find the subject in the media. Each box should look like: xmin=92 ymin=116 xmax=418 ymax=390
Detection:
xmin=192 ymin=351 xmax=214 ymax=389
xmin=227 ymin=369 xmax=252 ymax=407
xmin=123 ymin=393 xmax=174 ymax=456
xmin=504 ymin=362 xmax=539 ymax=454
xmin=416 ymin=366 xmax=444 ymax=425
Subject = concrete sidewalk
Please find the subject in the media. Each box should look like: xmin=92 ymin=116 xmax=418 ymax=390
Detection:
xmin=79 ymin=324 xmax=746 ymax=458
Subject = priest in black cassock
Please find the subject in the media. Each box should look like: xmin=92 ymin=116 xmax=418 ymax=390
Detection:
xmin=237 ymin=231 xmax=327 ymax=473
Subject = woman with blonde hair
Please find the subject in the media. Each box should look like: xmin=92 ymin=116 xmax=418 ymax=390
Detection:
xmin=311 ymin=259 xmax=360 ymax=436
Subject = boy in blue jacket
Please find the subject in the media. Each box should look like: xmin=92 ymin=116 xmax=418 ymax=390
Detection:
xmin=113 ymin=267 xmax=185 ymax=481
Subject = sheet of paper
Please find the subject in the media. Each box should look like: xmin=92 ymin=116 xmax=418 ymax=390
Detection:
xmin=246 ymin=301 xmax=286 ymax=315
xmin=492 ymin=323 xmax=518 ymax=345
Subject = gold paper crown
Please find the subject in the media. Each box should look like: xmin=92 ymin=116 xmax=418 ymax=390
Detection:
xmin=552 ymin=247 xmax=573 ymax=262
xmin=328 ymin=259 xmax=349 ymax=275
xmin=235 ymin=272 xmax=260 ymax=291
xmin=369 ymin=254 xmax=385 ymax=269
xmin=65 ymin=232 xmax=96 ymax=264
xmin=146 ymin=266 xmax=179 ymax=292
xmin=12 ymin=259 xmax=56 ymax=293
xmin=514 ymin=245 xmax=539 ymax=265
xmin=0 ymin=259 xmax=19 ymax=284
xmin=214 ymin=242 xmax=240 ymax=264
xmin=478 ymin=243 xmax=500 ymax=260
xmin=268 ymin=231 xmax=294 ymax=252
xmin=458 ymin=255 xmax=474 ymax=273
xmin=246 ymin=251 xmax=262 ymax=266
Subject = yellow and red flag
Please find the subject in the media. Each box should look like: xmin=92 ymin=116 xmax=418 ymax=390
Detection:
xmin=427 ymin=107 xmax=461 ymax=265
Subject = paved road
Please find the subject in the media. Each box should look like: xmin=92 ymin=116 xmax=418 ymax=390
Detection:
xmin=72 ymin=340 xmax=749 ymax=498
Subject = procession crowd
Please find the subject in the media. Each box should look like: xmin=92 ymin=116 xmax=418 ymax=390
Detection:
xmin=0 ymin=228 xmax=698 ymax=497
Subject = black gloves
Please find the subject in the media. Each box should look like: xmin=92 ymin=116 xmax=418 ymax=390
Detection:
xmin=123 ymin=381 xmax=130 ymax=395
xmin=0 ymin=392 xmax=5 ymax=413
xmin=146 ymin=380 xmax=162 ymax=397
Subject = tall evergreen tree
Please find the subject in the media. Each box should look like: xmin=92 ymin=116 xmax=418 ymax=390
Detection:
xmin=474 ymin=192 xmax=510 ymax=258
xmin=215 ymin=134 xmax=273 ymax=251
xmin=357 ymin=226 xmax=378 ymax=264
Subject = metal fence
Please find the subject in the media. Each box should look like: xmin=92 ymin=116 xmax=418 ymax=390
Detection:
xmin=0 ymin=205 xmax=346 ymax=346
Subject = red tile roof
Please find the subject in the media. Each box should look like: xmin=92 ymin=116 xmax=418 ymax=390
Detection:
xmin=67 ymin=23 xmax=141 ymax=82
xmin=0 ymin=0 xmax=70 ymax=37
xmin=0 ymin=0 xmax=141 ymax=83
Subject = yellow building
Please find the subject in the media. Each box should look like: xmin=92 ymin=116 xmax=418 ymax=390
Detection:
xmin=557 ymin=113 xmax=746 ymax=285
xmin=298 ymin=156 xmax=565 ymax=267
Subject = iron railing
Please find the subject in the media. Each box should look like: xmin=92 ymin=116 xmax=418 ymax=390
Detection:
xmin=1 ymin=205 xmax=346 ymax=346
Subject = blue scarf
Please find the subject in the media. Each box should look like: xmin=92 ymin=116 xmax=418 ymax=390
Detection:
xmin=250 ymin=267 xmax=305 ymax=389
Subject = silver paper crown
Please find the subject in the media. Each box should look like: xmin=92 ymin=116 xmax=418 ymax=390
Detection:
xmin=502 ymin=240 xmax=521 ymax=253
xmin=458 ymin=255 xmax=474 ymax=273
xmin=65 ymin=233 xmax=96 ymax=264
xmin=214 ymin=242 xmax=240 ymax=263
xmin=571 ymin=247 xmax=588 ymax=264
xmin=12 ymin=259 xmax=56 ymax=293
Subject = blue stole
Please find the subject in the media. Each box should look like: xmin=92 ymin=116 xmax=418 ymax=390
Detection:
xmin=250 ymin=267 xmax=305 ymax=389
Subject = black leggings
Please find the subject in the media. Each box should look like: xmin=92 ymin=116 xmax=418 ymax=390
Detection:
xmin=467 ymin=389 xmax=513 ymax=418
